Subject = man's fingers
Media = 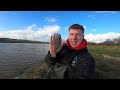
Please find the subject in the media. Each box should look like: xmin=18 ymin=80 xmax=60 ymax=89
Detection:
xmin=54 ymin=34 xmax=56 ymax=38
xmin=50 ymin=36 xmax=53 ymax=46
xmin=50 ymin=35 xmax=53 ymax=54
xmin=54 ymin=33 xmax=59 ymax=38
xmin=50 ymin=33 xmax=63 ymax=53
xmin=50 ymin=36 xmax=52 ymax=42
xmin=56 ymin=41 xmax=64 ymax=53
xmin=61 ymin=41 xmax=64 ymax=46
xmin=58 ymin=34 xmax=61 ymax=41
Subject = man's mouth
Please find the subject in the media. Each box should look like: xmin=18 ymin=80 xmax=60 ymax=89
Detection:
xmin=71 ymin=41 xmax=77 ymax=45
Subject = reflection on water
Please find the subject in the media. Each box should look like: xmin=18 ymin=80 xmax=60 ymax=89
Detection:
xmin=0 ymin=43 xmax=49 ymax=79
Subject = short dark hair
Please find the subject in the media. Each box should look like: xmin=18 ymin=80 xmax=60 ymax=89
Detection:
xmin=69 ymin=24 xmax=84 ymax=33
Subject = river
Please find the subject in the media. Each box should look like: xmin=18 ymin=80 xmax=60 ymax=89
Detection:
xmin=0 ymin=43 xmax=49 ymax=79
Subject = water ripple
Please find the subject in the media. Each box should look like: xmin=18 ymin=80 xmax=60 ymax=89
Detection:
xmin=0 ymin=43 xmax=49 ymax=79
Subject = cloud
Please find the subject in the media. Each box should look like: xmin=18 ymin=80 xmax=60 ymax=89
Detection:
xmin=83 ymin=26 xmax=87 ymax=30
xmin=92 ymin=29 xmax=96 ymax=32
xmin=27 ymin=24 xmax=36 ymax=30
xmin=95 ymin=11 xmax=117 ymax=14
xmin=0 ymin=24 xmax=61 ymax=42
xmin=85 ymin=32 xmax=120 ymax=43
xmin=88 ymin=15 xmax=96 ymax=19
xmin=48 ymin=18 xmax=56 ymax=22
xmin=45 ymin=17 xmax=56 ymax=23
xmin=0 ymin=32 xmax=4 ymax=37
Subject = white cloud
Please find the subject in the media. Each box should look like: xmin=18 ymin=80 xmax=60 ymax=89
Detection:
xmin=88 ymin=15 xmax=96 ymax=19
xmin=83 ymin=26 xmax=87 ymax=30
xmin=95 ymin=11 xmax=117 ymax=14
xmin=45 ymin=17 xmax=56 ymax=23
xmin=48 ymin=18 xmax=56 ymax=22
xmin=0 ymin=32 xmax=4 ymax=38
xmin=85 ymin=32 xmax=120 ymax=43
xmin=92 ymin=29 xmax=96 ymax=32
xmin=0 ymin=24 xmax=61 ymax=41
xmin=27 ymin=24 xmax=36 ymax=30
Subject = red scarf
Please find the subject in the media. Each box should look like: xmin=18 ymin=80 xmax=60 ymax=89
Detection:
xmin=66 ymin=39 xmax=87 ymax=50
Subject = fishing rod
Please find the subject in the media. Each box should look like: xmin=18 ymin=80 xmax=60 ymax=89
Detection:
xmin=42 ymin=64 xmax=54 ymax=79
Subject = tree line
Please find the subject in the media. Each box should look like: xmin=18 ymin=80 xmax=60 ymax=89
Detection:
xmin=0 ymin=38 xmax=49 ymax=44
xmin=88 ymin=37 xmax=120 ymax=46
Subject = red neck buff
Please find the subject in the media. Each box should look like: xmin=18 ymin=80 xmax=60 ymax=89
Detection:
xmin=66 ymin=39 xmax=87 ymax=50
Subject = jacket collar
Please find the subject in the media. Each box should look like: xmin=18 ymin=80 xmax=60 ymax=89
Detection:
xmin=66 ymin=38 xmax=87 ymax=50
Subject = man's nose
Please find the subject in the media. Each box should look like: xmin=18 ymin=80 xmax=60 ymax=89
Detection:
xmin=73 ymin=35 xmax=77 ymax=39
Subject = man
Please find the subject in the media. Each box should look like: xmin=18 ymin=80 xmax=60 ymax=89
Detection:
xmin=44 ymin=24 xmax=95 ymax=79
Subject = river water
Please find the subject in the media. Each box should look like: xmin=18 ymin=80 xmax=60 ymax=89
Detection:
xmin=0 ymin=43 xmax=49 ymax=79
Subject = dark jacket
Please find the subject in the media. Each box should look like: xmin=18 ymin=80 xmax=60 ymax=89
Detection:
xmin=45 ymin=43 xmax=95 ymax=79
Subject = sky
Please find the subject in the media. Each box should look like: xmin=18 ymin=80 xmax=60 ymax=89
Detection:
xmin=0 ymin=11 xmax=120 ymax=43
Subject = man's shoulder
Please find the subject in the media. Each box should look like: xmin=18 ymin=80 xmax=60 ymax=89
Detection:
xmin=77 ymin=50 xmax=94 ymax=62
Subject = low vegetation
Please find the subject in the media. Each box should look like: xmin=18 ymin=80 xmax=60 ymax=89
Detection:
xmin=88 ymin=45 xmax=120 ymax=79
xmin=0 ymin=38 xmax=49 ymax=44
xmin=15 ymin=60 xmax=49 ymax=79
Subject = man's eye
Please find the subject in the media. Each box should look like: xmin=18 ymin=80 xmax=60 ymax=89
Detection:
xmin=77 ymin=34 xmax=81 ymax=36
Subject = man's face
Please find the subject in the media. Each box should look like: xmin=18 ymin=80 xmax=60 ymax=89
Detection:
xmin=68 ymin=29 xmax=84 ymax=48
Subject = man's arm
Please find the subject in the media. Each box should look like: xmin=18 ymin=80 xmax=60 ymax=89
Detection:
xmin=45 ymin=51 xmax=57 ymax=66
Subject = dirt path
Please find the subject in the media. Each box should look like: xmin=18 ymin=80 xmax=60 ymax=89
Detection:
xmin=103 ymin=55 xmax=120 ymax=61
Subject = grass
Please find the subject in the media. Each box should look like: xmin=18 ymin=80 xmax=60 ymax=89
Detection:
xmin=14 ymin=60 xmax=49 ymax=79
xmin=88 ymin=45 xmax=120 ymax=58
xmin=88 ymin=45 xmax=120 ymax=79
xmin=15 ymin=45 xmax=120 ymax=79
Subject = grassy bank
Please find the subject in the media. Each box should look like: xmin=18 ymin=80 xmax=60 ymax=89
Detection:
xmin=15 ymin=60 xmax=49 ymax=79
xmin=88 ymin=45 xmax=120 ymax=79
xmin=15 ymin=45 xmax=120 ymax=79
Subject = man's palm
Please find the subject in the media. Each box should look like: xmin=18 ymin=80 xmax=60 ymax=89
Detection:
xmin=50 ymin=34 xmax=63 ymax=57
xmin=52 ymin=34 xmax=61 ymax=51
